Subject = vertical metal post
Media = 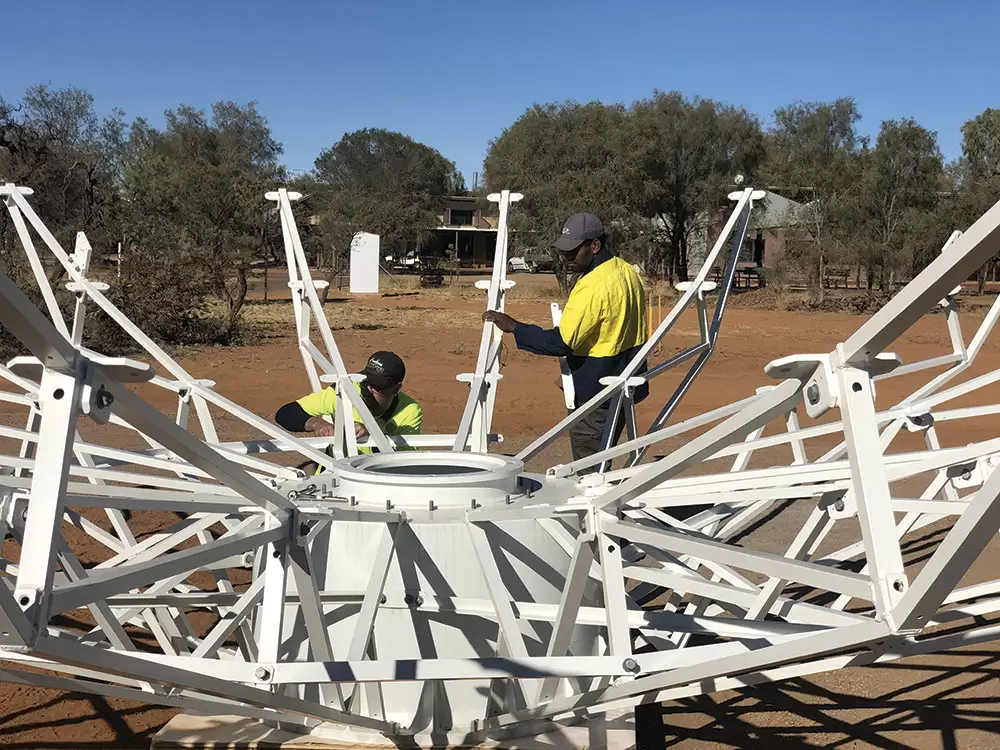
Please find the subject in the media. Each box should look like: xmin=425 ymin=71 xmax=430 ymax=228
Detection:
xmin=837 ymin=363 xmax=907 ymax=618
xmin=14 ymin=367 xmax=82 ymax=630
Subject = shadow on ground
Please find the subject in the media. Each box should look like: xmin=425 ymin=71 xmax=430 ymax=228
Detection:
xmin=636 ymin=648 xmax=1000 ymax=749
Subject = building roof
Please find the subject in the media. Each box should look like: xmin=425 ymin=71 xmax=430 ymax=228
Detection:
xmin=753 ymin=190 xmax=807 ymax=230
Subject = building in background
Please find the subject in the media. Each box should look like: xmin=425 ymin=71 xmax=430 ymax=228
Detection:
xmin=687 ymin=189 xmax=809 ymax=273
xmin=419 ymin=196 xmax=499 ymax=267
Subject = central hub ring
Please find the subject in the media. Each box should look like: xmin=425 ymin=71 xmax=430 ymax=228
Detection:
xmin=334 ymin=451 xmax=524 ymax=510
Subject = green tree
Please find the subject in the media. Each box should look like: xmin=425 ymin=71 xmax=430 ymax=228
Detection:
xmin=0 ymin=85 xmax=126 ymax=268
xmin=484 ymin=101 xmax=636 ymax=292
xmin=849 ymin=119 xmax=945 ymax=289
xmin=955 ymin=109 xmax=1000 ymax=292
xmin=312 ymin=128 xmax=463 ymax=271
xmin=763 ymin=98 xmax=865 ymax=301
xmin=121 ymin=101 xmax=284 ymax=340
xmin=629 ymin=91 xmax=765 ymax=280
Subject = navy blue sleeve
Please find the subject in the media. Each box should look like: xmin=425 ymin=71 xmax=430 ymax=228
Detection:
xmin=513 ymin=323 xmax=573 ymax=357
xmin=275 ymin=402 xmax=310 ymax=432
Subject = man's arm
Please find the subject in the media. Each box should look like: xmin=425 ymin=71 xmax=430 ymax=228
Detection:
xmin=276 ymin=389 xmax=337 ymax=437
xmin=275 ymin=401 xmax=311 ymax=432
xmin=483 ymin=311 xmax=573 ymax=357
xmin=513 ymin=323 xmax=573 ymax=356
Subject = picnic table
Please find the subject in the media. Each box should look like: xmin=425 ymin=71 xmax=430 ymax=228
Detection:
xmin=825 ymin=268 xmax=850 ymax=288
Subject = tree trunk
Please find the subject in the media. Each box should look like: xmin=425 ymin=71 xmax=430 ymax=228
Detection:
xmin=319 ymin=268 xmax=332 ymax=304
xmin=678 ymin=234 xmax=689 ymax=282
xmin=263 ymin=264 xmax=269 ymax=304
xmin=817 ymin=251 xmax=825 ymax=304
xmin=978 ymin=266 xmax=987 ymax=296
xmin=556 ymin=264 xmax=571 ymax=296
xmin=225 ymin=268 xmax=250 ymax=340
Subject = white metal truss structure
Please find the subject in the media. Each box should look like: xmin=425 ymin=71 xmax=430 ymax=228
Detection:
xmin=3 ymin=180 xmax=1000 ymax=747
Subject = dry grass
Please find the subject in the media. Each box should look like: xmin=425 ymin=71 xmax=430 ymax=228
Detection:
xmin=241 ymin=300 xmax=482 ymax=337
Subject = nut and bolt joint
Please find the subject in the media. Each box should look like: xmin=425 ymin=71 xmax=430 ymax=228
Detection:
xmin=806 ymin=383 xmax=820 ymax=405
xmin=404 ymin=592 xmax=424 ymax=608
xmin=95 ymin=385 xmax=114 ymax=409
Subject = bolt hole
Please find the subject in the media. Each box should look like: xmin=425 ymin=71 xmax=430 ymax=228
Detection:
xmin=53 ymin=388 xmax=64 ymax=400
xmin=608 ymin=545 xmax=616 ymax=553
xmin=272 ymin=549 xmax=281 ymax=558
xmin=18 ymin=595 xmax=29 ymax=606
xmin=852 ymin=382 xmax=863 ymax=393
xmin=892 ymin=580 xmax=904 ymax=592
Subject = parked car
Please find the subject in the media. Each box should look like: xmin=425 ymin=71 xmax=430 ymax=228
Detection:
xmin=384 ymin=252 xmax=422 ymax=273
xmin=507 ymin=248 xmax=556 ymax=273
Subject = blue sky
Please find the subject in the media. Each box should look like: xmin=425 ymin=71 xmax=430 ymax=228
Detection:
xmin=4 ymin=1 xmax=998 ymax=184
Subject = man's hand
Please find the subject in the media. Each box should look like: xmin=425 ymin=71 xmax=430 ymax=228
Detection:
xmin=354 ymin=422 xmax=369 ymax=441
xmin=305 ymin=416 xmax=334 ymax=438
xmin=483 ymin=310 xmax=518 ymax=333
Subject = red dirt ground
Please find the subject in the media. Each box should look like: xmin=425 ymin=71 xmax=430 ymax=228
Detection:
xmin=2 ymin=276 xmax=1000 ymax=748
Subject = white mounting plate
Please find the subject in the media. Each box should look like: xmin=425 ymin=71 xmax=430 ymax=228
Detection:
xmin=320 ymin=373 xmax=365 ymax=385
xmin=487 ymin=192 xmax=524 ymax=203
xmin=8 ymin=354 xmax=154 ymax=383
xmin=675 ymin=281 xmax=718 ymax=293
xmin=66 ymin=281 xmax=110 ymax=293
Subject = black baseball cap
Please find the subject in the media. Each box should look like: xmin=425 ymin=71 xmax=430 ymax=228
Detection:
xmin=362 ymin=351 xmax=405 ymax=390
xmin=553 ymin=212 xmax=605 ymax=253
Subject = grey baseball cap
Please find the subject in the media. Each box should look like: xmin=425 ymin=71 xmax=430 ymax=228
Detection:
xmin=552 ymin=212 xmax=605 ymax=253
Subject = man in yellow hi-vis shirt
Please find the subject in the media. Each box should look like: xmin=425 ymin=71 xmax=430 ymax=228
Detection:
xmin=275 ymin=351 xmax=423 ymax=459
xmin=484 ymin=212 xmax=648 ymax=468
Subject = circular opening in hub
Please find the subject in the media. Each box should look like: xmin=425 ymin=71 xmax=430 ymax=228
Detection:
xmin=335 ymin=451 xmax=527 ymax=512
xmin=366 ymin=462 xmax=488 ymax=477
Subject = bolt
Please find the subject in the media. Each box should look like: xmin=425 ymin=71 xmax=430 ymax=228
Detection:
xmin=254 ymin=666 xmax=272 ymax=681
xmin=242 ymin=552 xmax=255 ymax=567
xmin=892 ymin=579 xmax=905 ymax=593
xmin=379 ymin=594 xmax=387 ymax=605
xmin=622 ymin=657 xmax=639 ymax=673
xmin=287 ymin=490 xmax=298 ymax=501
xmin=20 ymin=508 xmax=28 ymax=522
xmin=911 ymin=416 xmax=922 ymax=425
xmin=834 ymin=499 xmax=846 ymax=512
xmin=404 ymin=593 xmax=423 ymax=608
xmin=806 ymin=383 xmax=820 ymax=405
xmin=94 ymin=385 xmax=114 ymax=409
xmin=962 ymin=470 xmax=972 ymax=481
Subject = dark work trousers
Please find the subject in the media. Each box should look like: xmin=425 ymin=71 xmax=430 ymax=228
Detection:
xmin=569 ymin=402 xmax=627 ymax=474
xmin=569 ymin=402 xmax=633 ymax=553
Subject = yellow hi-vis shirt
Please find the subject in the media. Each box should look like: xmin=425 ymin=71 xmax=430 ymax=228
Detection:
xmin=296 ymin=381 xmax=423 ymax=452
xmin=559 ymin=256 xmax=647 ymax=356
xmin=512 ymin=253 xmax=649 ymax=407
